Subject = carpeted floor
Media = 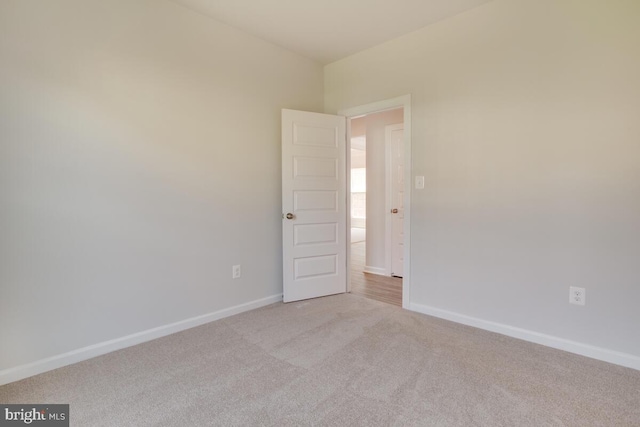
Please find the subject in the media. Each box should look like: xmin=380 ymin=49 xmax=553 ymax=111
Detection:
xmin=1 ymin=294 xmax=639 ymax=426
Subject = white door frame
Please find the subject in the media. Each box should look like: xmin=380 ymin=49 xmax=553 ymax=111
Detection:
xmin=338 ymin=95 xmax=412 ymax=309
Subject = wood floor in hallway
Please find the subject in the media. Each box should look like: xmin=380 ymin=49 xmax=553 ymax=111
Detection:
xmin=350 ymin=240 xmax=402 ymax=306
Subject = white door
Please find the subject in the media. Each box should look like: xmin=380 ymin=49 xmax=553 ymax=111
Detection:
xmin=282 ymin=109 xmax=346 ymax=303
xmin=386 ymin=124 xmax=404 ymax=277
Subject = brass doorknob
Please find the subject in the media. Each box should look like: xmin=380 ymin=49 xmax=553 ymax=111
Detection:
xmin=391 ymin=208 xmax=399 ymax=214
xmin=285 ymin=213 xmax=295 ymax=220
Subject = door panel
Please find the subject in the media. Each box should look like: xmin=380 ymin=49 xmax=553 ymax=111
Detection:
xmin=294 ymin=157 xmax=338 ymax=178
xmin=293 ymin=191 xmax=338 ymax=211
xmin=388 ymin=125 xmax=404 ymax=277
xmin=282 ymin=109 xmax=346 ymax=302
xmin=294 ymin=223 xmax=338 ymax=246
xmin=294 ymin=255 xmax=337 ymax=280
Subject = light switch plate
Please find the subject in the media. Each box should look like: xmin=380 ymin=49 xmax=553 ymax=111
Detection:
xmin=415 ymin=176 xmax=425 ymax=189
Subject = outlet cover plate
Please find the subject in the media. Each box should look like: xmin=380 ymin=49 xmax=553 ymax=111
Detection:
xmin=232 ymin=265 xmax=241 ymax=279
xmin=569 ymin=286 xmax=585 ymax=306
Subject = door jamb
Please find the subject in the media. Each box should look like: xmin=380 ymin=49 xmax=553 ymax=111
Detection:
xmin=338 ymin=95 xmax=412 ymax=309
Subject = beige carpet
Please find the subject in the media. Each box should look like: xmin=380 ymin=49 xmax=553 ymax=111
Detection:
xmin=1 ymin=294 xmax=639 ymax=426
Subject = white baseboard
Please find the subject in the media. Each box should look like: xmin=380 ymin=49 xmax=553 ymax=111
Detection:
xmin=409 ymin=303 xmax=640 ymax=372
xmin=364 ymin=266 xmax=388 ymax=276
xmin=0 ymin=294 xmax=283 ymax=386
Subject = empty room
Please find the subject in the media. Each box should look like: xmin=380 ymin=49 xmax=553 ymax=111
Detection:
xmin=1 ymin=0 xmax=639 ymax=425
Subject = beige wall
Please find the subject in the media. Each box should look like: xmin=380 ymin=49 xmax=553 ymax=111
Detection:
xmin=350 ymin=116 xmax=366 ymax=138
xmin=0 ymin=0 xmax=323 ymax=373
xmin=326 ymin=0 xmax=640 ymax=359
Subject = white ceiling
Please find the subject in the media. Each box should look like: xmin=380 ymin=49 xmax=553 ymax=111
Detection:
xmin=172 ymin=0 xmax=494 ymax=64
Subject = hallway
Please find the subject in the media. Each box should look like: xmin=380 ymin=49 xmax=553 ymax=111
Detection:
xmin=350 ymin=240 xmax=402 ymax=306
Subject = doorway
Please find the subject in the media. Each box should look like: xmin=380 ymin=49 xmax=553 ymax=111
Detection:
xmin=341 ymin=96 xmax=411 ymax=308
xmin=281 ymin=95 xmax=411 ymax=307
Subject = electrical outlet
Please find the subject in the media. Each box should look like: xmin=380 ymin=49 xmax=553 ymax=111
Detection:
xmin=232 ymin=265 xmax=241 ymax=279
xmin=569 ymin=286 xmax=585 ymax=306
